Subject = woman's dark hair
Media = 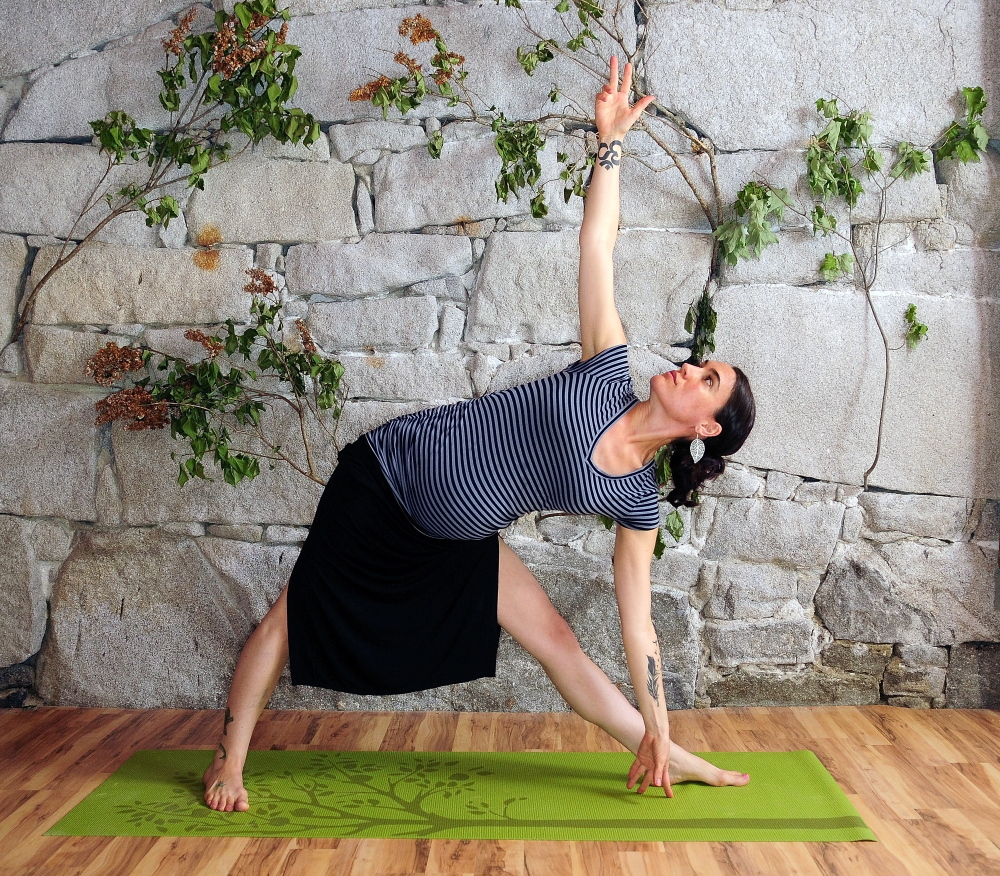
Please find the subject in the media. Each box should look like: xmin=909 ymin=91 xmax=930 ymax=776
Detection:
xmin=664 ymin=365 xmax=755 ymax=507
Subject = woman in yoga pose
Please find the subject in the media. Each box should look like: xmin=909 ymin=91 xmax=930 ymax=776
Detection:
xmin=204 ymin=57 xmax=755 ymax=812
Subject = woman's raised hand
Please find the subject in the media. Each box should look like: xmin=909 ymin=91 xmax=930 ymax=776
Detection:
xmin=595 ymin=56 xmax=655 ymax=141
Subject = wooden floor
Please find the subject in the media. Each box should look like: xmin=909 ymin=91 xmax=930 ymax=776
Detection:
xmin=1 ymin=706 xmax=999 ymax=876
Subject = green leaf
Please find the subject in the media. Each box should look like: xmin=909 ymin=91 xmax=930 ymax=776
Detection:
xmin=427 ymin=129 xmax=444 ymax=159
xmin=598 ymin=514 xmax=614 ymax=531
xmin=904 ymin=302 xmax=929 ymax=350
xmin=819 ymin=251 xmax=854 ymax=281
xmin=653 ymin=528 xmax=666 ymax=560
xmin=664 ymin=509 xmax=684 ymax=543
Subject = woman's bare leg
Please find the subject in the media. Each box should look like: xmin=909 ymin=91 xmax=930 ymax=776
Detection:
xmin=497 ymin=539 xmax=748 ymax=787
xmin=203 ymin=583 xmax=290 ymax=812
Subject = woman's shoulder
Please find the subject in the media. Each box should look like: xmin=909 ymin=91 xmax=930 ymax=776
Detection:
xmin=567 ymin=343 xmax=629 ymax=378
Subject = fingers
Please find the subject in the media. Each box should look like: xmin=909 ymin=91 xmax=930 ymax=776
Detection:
xmin=609 ymin=54 xmax=618 ymax=90
xmin=621 ymin=58 xmax=633 ymax=95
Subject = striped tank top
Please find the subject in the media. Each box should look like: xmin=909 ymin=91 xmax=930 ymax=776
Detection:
xmin=365 ymin=344 xmax=661 ymax=540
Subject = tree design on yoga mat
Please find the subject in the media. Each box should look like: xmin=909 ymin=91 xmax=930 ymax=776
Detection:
xmin=118 ymin=753 xmax=529 ymax=838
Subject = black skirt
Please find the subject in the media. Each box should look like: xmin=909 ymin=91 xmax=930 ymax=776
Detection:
xmin=286 ymin=436 xmax=501 ymax=695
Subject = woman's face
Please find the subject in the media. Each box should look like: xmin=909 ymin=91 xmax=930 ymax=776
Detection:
xmin=650 ymin=361 xmax=737 ymax=438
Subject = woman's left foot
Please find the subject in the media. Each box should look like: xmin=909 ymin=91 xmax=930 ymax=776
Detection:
xmin=668 ymin=744 xmax=750 ymax=787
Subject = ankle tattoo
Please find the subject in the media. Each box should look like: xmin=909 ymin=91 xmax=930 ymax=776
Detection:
xmin=223 ymin=706 xmax=233 ymax=736
xmin=218 ymin=742 xmax=228 ymax=760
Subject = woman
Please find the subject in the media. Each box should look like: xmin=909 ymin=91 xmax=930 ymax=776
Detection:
xmin=203 ymin=57 xmax=755 ymax=812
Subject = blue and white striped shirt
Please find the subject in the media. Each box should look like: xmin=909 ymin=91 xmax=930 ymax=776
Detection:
xmin=365 ymin=345 xmax=660 ymax=540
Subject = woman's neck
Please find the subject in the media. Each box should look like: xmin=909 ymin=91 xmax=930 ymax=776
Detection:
xmin=618 ymin=399 xmax=689 ymax=464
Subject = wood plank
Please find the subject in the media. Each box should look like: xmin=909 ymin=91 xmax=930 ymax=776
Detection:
xmin=473 ymin=838 xmax=525 ymax=876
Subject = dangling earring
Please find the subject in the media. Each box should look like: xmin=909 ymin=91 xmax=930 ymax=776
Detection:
xmin=690 ymin=433 xmax=705 ymax=463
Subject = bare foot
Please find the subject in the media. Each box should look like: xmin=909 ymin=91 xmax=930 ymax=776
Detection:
xmin=668 ymin=744 xmax=750 ymax=788
xmin=202 ymin=747 xmax=250 ymax=812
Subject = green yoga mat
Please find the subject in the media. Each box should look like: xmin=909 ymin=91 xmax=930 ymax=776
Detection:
xmin=48 ymin=749 xmax=875 ymax=842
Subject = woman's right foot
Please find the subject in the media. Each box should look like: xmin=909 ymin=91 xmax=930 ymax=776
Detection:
xmin=668 ymin=744 xmax=750 ymax=788
xmin=202 ymin=747 xmax=250 ymax=812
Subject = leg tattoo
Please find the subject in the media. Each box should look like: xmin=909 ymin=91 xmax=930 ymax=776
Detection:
xmin=218 ymin=742 xmax=228 ymax=760
xmin=223 ymin=706 xmax=233 ymax=736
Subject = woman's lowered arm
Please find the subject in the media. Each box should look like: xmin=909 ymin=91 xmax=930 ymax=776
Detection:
xmin=578 ymin=57 xmax=654 ymax=362
xmin=613 ymin=523 xmax=673 ymax=796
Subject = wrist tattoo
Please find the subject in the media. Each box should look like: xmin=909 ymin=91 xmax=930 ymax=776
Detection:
xmin=597 ymin=139 xmax=622 ymax=170
xmin=223 ymin=706 xmax=233 ymax=736
xmin=646 ymin=655 xmax=661 ymax=705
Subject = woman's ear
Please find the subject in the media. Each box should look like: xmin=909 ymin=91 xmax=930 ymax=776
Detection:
xmin=699 ymin=420 xmax=722 ymax=439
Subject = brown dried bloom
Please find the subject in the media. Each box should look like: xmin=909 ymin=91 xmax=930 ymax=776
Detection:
xmin=95 ymin=387 xmax=169 ymax=431
xmin=211 ymin=11 xmax=277 ymax=80
xmin=243 ymin=267 xmax=279 ymax=298
xmin=394 ymin=51 xmax=422 ymax=74
xmin=295 ymin=319 xmax=317 ymax=354
xmin=184 ymin=329 xmax=225 ymax=357
xmin=432 ymin=51 xmax=465 ymax=69
xmin=349 ymin=76 xmax=393 ymax=103
xmin=85 ymin=342 xmax=145 ymax=387
xmin=399 ymin=14 xmax=438 ymax=45
xmin=163 ymin=6 xmax=197 ymax=56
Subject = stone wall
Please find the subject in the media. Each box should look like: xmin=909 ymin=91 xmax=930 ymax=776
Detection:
xmin=1 ymin=0 xmax=998 ymax=712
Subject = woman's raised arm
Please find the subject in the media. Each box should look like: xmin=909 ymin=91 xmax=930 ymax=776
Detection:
xmin=578 ymin=58 xmax=655 ymax=362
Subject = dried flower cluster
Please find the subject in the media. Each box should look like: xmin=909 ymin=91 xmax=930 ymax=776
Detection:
xmin=244 ymin=266 xmax=279 ymax=298
xmin=349 ymin=75 xmax=393 ymax=103
xmin=85 ymin=342 xmax=146 ymax=387
xmin=163 ymin=6 xmax=198 ymax=56
xmin=394 ymin=51 xmax=422 ymax=73
xmin=431 ymin=50 xmax=465 ymax=85
xmin=295 ymin=318 xmax=317 ymax=354
xmin=95 ymin=387 xmax=169 ymax=431
xmin=399 ymin=14 xmax=438 ymax=45
xmin=212 ymin=13 xmax=288 ymax=80
xmin=184 ymin=329 xmax=225 ymax=357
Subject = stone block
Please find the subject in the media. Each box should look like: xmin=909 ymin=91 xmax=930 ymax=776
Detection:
xmin=880 ymin=540 xmax=1000 ymax=646
xmin=113 ymin=406 xmax=334 ymax=526
xmin=721 ymin=230 xmax=851 ymax=288
xmin=815 ymin=543 xmax=933 ymax=644
xmin=896 ymin=643 xmax=949 ymax=668
xmin=329 ymin=121 xmax=428 ymax=161
xmin=23 ymin=327 xmax=130 ymax=384
xmin=0 ymin=144 xmax=140 ymax=240
xmin=487 ymin=348 xmax=581 ymax=394
xmin=308 ymin=295 xmax=438 ymax=351
xmin=469 ymin=230 xmax=711 ymax=345
xmin=0 ymin=0 xmax=190 ymax=77
xmin=0 ymin=341 xmax=22 ymax=375
xmin=0 ymin=234 xmax=27 ymax=347
xmin=854 ymin=172 xmax=944 ymax=223
xmin=224 ymin=132 xmax=331 ymax=163
xmin=30 ymin=243 xmax=253 ymax=326
xmin=699 ymin=465 xmax=764 ymax=499
xmin=914 ymin=219 xmax=959 ymax=252
xmin=627 ymin=347 xmax=678 ymax=402
xmin=645 ymin=0 xmax=997 ymax=152
xmin=702 ymin=561 xmax=798 ymax=620
xmin=702 ymin=498 xmax=843 ymax=570
xmin=841 ymin=506 xmax=863 ymax=542
xmin=206 ymin=524 xmax=263 ymax=543
xmin=882 ymin=656 xmax=947 ymax=698
xmin=704 ymin=615 xmax=814 ymax=667
xmin=649 ymin=550 xmax=702 ymax=593
xmin=946 ymin=642 xmax=1000 ymax=708
xmin=438 ymin=304 xmax=466 ymax=351
xmin=291 ymin=3 xmax=635 ymax=125
xmin=265 ymin=525 xmax=310 ymax=543
xmin=764 ymin=471 xmax=802 ymax=501
xmin=793 ymin=482 xmax=839 ymax=503
xmin=707 ymin=666 xmax=881 ymax=707
xmin=186 ymin=157 xmax=357 ymax=245
xmin=4 ymin=36 xmax=172 ymax=140
xmin=537 ymin=514 xmax=596 ymax=546
xmin=285 ymin=234 xmax=473 ymax=298
xmin=821 ymin=640 xmax=892 ymax=676
xmin=35 ymin=529 xmax=290 ymax=707
xmin=871 ymin=249 xmax=1000 ymax=299
xmin=0 ymin=380 xmax=98 ymax=520
xmin=197 ymin=538 xmax=300 ymax=619
xmin=938 ymin=148 xmax=1000 ymax=247
xmin=372 ymin=136 xmax=578 ymax=231
xmin=339 ymin=351 xmax=472 ymax=401
xmin=0 ymin=516 xmax=48 ymax=664
xmin=334 ymin=400 xmax=431 ymax=449
xmin=714 ymin=285 xmax=1000 ymax=496
xmin=859 ymin=492 xmax=971 ymax=541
